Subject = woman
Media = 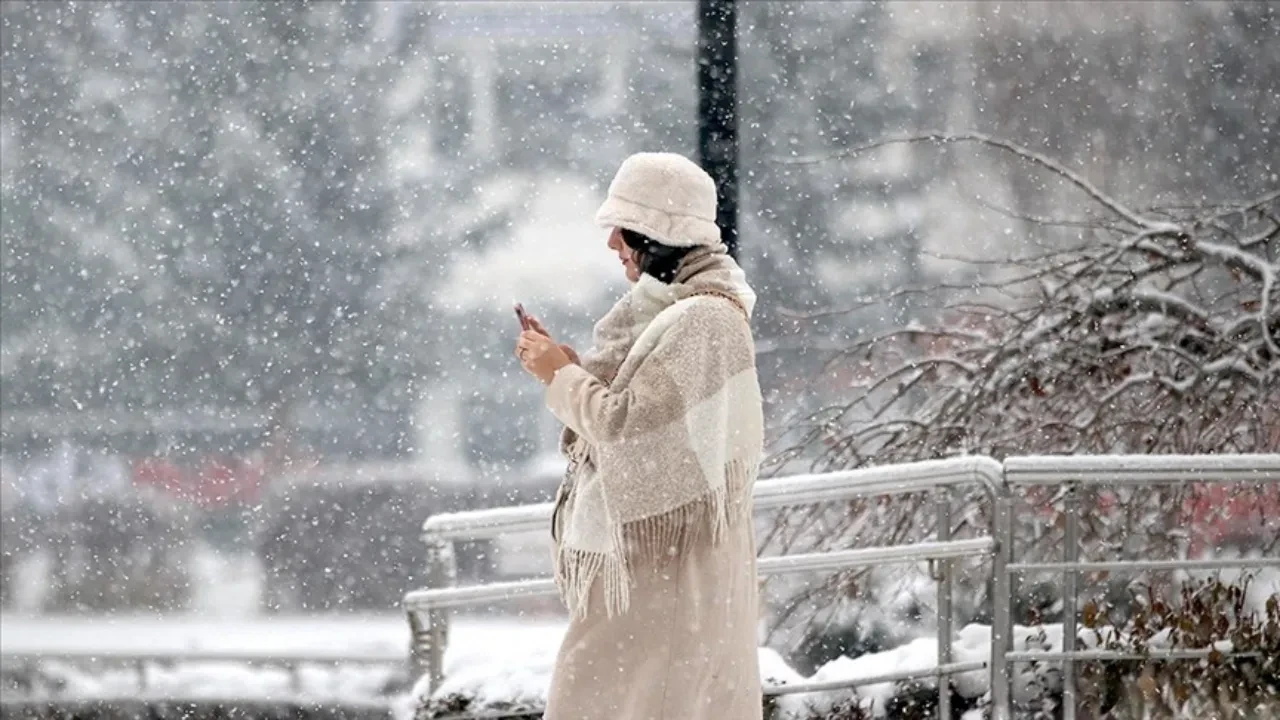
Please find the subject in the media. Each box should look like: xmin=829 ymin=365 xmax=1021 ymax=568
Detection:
xmin=515 ymin=152 xmax=764 ymax=720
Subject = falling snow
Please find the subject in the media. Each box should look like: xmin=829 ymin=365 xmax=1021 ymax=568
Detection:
xmin=2 ymin=1 xmax=1277 ymax=718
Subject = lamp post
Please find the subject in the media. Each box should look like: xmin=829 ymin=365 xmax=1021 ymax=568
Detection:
xmin=697 ymin=0 xmax=738 ymax=258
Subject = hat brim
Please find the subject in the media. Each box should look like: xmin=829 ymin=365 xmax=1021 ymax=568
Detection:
xmin=595 ymin=194 xmax=720 ymax=249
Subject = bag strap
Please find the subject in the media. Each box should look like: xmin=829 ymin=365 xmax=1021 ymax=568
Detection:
xmin=688 ymin=289 xmax=750 ymax=322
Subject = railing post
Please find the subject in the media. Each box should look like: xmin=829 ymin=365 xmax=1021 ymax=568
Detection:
xmin=407 ymin=607 xmax=428 ymax=674
xmin=989 ymin=486 xmax=1015 ymax=720
xmin=410 ymin=537 xmax=455 ymax=693
xmin=934 ymin=489 xmax=953 ymax=720
xmin=1061 ymin=482 xmax=1080 ymax=720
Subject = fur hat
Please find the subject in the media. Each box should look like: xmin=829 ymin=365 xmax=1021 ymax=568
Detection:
xmin=594 ymin=152 xmax=721 ymax=248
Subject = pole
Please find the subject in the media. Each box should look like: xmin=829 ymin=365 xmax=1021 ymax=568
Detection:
xmin=697 ymin=0 xmax=739 ymax=258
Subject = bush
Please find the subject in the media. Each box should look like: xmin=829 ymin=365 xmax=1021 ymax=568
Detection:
xmin=786 ymin=576 xmax=1277 ymax=720
xmin=1074 ymin=577 xmax=1280 ymax=720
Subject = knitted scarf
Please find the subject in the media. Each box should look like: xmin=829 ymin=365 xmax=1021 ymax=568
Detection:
xmin=550 ymin=245 xmax=763 ymax=617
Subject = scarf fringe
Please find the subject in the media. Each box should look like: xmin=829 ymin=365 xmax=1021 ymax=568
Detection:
xmin=555 ymin=459 xmax=757 ymax=619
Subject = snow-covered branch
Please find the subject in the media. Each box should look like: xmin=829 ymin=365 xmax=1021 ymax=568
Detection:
xmin=763 ymin=170 xmax=1278 ymax=645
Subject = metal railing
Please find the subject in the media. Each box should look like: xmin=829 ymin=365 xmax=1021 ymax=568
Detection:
xmin=405 ymin=456 xmax=1008 ymax=717
xmin=404 ymin=453 xmax=1280 ymax=720
xmin=998 ymin=454 xmax=1280 ymax=720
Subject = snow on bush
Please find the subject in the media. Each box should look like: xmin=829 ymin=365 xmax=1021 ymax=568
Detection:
xmin=1070 ymin=576 xmax=1280 ymax=720
xmin=771 ymin=622 xmax=1073 ymax=720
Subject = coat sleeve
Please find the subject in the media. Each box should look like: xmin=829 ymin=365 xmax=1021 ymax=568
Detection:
xmin=544 ymin=363 xmax=629 ymax=445
xmin=545 ymin=303 xmax=726 ymax=447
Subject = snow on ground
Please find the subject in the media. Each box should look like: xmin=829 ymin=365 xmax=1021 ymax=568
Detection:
xmin=11 ymin=609 xmax=1022 ymax=716
xmin=419 ymin=621 xmax=563 ymax=712
xmin=419 ymin=644 xmax=813 ymax=719
xmin=5 ymin=547 xmax=268 ymax=616
xmin=408 ymin=620 xmax=1070 ymax=720
xmin=0 ymin=612 xmax=1133 ymax=717
xmin=787 ymin=636 xmax=942 ymax=716
xmin=0 ymin=612 xmax=567 ymax=706
xmin=758 ymin=623 xmax=1065 ymax=719
xmin=9 ymin=604 xmax=1276 ymax=718
xmin=11 ymin=659 xmax=399 ymax=706
xmin=0 ymin=613 xmax=412 ymax=658
xmin=758 ymin=646 xmax=807 ymax=689
xmin=0 ymin=612 xmax=568 ymax=668
xmin=8 ymin=563 xmax=1275 ymax=714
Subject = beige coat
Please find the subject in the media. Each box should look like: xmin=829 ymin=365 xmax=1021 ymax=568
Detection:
xmin=540 ymin=263 xmax=764 ymax=719
xmin=544 ymin=493 xmax=763 ymax=720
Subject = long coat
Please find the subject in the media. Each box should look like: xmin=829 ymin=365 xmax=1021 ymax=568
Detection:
xmin=543 ymin=494 xmax=763 ymax=720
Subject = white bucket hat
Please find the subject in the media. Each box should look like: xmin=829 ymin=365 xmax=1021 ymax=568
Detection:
xmin=594 ymin=152 xmax=721 ymax=248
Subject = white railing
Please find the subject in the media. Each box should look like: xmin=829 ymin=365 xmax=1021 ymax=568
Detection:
xmin=406 ymin=456 xmax=1008 ymax=720
xmin=997 ymin=454 xmax=1280 ymax=720
xmin=416 ymin=455 xmax=1005 ymax=540
xmin=403 ymin=453 xmax=1280 ymax=720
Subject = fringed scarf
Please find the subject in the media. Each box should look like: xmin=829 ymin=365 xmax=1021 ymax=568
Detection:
xmin=549 ymin=245 xmax=764 ymax=617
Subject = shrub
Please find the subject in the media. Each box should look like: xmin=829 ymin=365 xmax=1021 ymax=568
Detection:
xmin=1076 ymin=577 xmax=1280 ymax=719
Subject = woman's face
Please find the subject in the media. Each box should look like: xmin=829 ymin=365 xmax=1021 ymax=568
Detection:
xmin=607 ymin=227 xmax=642 ymax=283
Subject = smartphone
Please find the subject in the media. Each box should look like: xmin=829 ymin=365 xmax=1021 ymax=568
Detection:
xmin=514 ymin=303 xmax=532 ymax=331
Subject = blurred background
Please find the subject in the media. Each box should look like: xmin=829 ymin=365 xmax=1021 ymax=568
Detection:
xmin=0 ymin=0 xmax=1276 ymax=701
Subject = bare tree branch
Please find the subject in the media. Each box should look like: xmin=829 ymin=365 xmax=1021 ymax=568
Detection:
xmin=774 ymin=131 xmax=1169 ymax=231
xmin=965 ymin=190 xmax=1129 ymax=233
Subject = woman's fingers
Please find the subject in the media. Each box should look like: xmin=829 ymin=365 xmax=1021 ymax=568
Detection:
xmin=516 ymin=331 xmax=553 ymax=361
xmin=519 ymin=330 xmax=551 ymax=348
xmin=527 ymin=315 xmax=550 ymax=337
xmin=514 ymin=331 xmax=570 ymax=384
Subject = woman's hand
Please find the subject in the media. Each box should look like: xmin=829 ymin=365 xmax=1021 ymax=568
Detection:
xmin=524 ymin=314 xmax=580 ymax=366
xmin=516 ymin=330 xmax=573 ymax=384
